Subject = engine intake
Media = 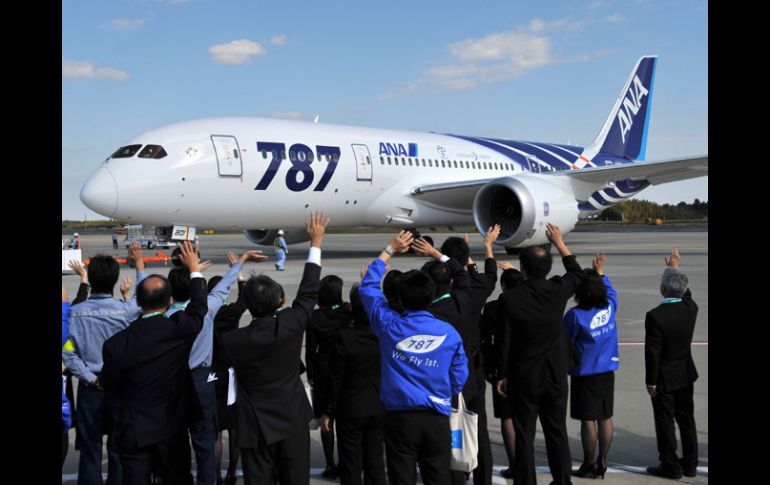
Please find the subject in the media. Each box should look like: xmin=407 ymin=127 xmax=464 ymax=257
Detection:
xmin=243 ymin=229 xmax=310 ymax=246
xmin=473 ymin=175 xmax=579 ymax=247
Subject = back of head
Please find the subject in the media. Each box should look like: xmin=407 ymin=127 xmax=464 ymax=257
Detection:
xmin=137 ymin=275 xmax=172 ymax=312
xmin=440 ymin=236 xmax=469 ymax=265
xmin=660 ymin=267 xmax=689 ymax=298
xmin=87 ymin=255 xmax=120 ymax=294
xmin=243 ymin=275 xmax=284 ymax=317
xmin=420 ymin=260 xmax=450 ymax=296
xmin=167 ymin=267 xmax=191 ymax=302
xmin=207 ymin=275 xmax=223 ymax=294
xmin=349 ymin=283 xmax=370 ymax=327
xmin=318 ymin=274 xmax=344 ymax=308
xmin=575 ymin=269 xmax=609 ymax=310
xmin=398 ymin=270 xmax=436 ymax=311
xmin=382 ymin=269 xmax=403 ymax=306
xmin=519 ymin=246 xmax=552 ymax=279
xmin=500 ymin=267 xmax=524 ymax=291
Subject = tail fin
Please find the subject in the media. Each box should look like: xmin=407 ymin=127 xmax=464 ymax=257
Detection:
xmin=585 ymin=56 xmax=657 ymax=160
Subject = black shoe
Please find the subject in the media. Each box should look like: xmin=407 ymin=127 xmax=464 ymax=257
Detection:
xmin=223 ymin=474 xmax=237 ymax=485
xmin=571 ymin=462 xmax=596 ymax=478
xmin=500 ymin=467 xmax=515 ymax=478
xmin=321 ymin=464 xmax=338 ymax=479
xmin=647 ymin=464 xmax=683 ymax=479
xmin=595 ymin=461 xmax=607 ymax=479
xmin=679 ymin=458 xmax=697 ymax=477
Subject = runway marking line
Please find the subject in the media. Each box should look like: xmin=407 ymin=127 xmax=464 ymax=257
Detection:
xmin=620 ymin=341 xmax=708 ymax=346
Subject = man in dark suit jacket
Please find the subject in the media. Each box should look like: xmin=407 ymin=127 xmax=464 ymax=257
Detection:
xmin=496 ymin=224 xmax=582 ymax=485
xmin=439 ymin=226 xmax=500 ymax=485
xmin=222 ymin=211 xmax=328 ymax=485
xmin=645 ymin=249 xmax=699 ymax=479
xmin=101 ymin=241 xmax=207 ymax=485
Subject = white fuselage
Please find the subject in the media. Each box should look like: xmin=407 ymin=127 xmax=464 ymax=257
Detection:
xmin=82 ymin=117 xmax=550 ymax=231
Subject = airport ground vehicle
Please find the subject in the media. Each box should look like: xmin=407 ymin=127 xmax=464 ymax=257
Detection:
xmin=123 ymin=224 xmax=177 ymax=249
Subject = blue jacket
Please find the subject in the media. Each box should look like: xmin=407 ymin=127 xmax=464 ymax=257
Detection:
xmin=359 ymin=259 xmax=468 ymax=416
xmin=62 ymin=302 xmax=72 ymax=429
xmin=62 ymin=271 xmax=147 ymax=383
xmin=563 ymin=275 xmax=619 ymax=376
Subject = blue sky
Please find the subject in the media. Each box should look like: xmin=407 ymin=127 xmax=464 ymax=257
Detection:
xmin=63 ymin=0 xmax=707 ymax=220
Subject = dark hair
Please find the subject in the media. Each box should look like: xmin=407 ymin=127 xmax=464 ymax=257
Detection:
xmin=519 ymin=246 xmax=552 ymax=279
xmin=87 ymin=255 xmax=120 ymax=294
xmin=137 ymin=275 xmax=172 ymax=311
xmin=318 ymin=275 xmax=344 ymax=308
xmin=575 ymin=269 xmax=609 ymax=310
xmin=207 ymin=275 xmax=223 ymax=294
xmin=167 ymin=267 xmax=191 ymax=302
xmin=242 ymin=275 xmax=284 ymax=317
xmin=349 ymin=282 xmax=370 ymax=325
xmin=398 ymin=270 xmax=436 ymax=311
xmin=440 ymin=237 xmax=469 ymax=265
xmin=383 ymin=269 xmax=403 ymax=311
xmin=500 ymin=268 xmax=524 ymax=291
xmin=420 ymin=260 xmax=450 ymax=297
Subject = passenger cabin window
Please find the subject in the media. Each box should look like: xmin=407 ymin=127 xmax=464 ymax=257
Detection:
xmin=137 ymin=144 xmax=168 ymax=159
xmin=111 ymin=144 xmax=143 ymax=158
xmin=380 ymin=156 xmax=384 ymax=164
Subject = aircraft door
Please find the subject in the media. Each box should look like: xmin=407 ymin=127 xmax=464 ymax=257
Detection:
xmin=211 ymin=135 xmax=243 ymax=176
xmin=351 ymin=144 xmax=373 ymax=181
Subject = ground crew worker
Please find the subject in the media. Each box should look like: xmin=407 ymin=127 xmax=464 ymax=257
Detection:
xmin=274 ymin=230 xmax=288 ymax=271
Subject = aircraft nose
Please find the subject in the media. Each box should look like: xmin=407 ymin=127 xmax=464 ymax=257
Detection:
xmin=80 ymin=165 xmax=118 ymax=217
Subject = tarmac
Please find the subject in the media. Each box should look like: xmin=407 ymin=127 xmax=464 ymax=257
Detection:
xmin=61 ymin=228 xmax=708 ymax=484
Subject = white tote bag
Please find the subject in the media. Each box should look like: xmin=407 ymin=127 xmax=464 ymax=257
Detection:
xmin=450 ymin=393 xmax=479 ymax=472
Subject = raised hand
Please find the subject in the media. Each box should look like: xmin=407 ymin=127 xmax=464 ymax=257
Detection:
xmin=497 ymin=260 xmax=516 ymax=271
xmin=412 ymin=237 xmax=441 ymax=260
xmin=68 ymin=260 xmax=88 ymax=284
xmin=119 ymin=276 xmax=133 ymax=300
xmin=240 ymin=250 xmax=269 ymax=264
xmin=129 ymin=240 xmax=145 ymax=271
xmin=484 ymin=224 xmax=501 ymax=247
xmin=178 ymin=241 xmax=202 ymax=273
xmin=227 ymin=251 xmax=239 ymax=267
xmin=593 ymin=252 xmax=606 ymax=275
xmin=545 ymin=223 xmax=562 ymax=244
xmin=306 ymin=210 xmax=330 ymax=248
xmin=388 ymin=230 xmax=414 ymax=254
xmin=664 ymin=248 xmax=681 ymax=268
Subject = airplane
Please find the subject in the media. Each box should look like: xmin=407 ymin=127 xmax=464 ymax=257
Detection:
xmin=80 ymin=56 xmax=708 ymax=254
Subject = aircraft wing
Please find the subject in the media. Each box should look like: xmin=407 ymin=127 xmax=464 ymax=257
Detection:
xmin=410 ymin=155 xmax=707 ymax=209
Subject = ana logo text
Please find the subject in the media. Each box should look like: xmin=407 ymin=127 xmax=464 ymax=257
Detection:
xmin=616 ymin=75 xmax=650 ymax=144
xmin=379 ymin=142 xmax=417 ymax=157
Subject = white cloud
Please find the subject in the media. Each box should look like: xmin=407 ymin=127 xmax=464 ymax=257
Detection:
xmin=604 ymin=12 xmax=624 ymax=23
xmin=108 ymin=16 xmax=151 ymax=30
xmin=272 ymin=111 xmax=302 ymax=120
xmin=270 ymin=35 xmax=288 ymax=46
xmin=62 ymin=59 xmax=129 ymax=80
xmin=380 ymin=17 xmax=607 ymax=99
xmin=209 ymin=39 xmax=266 ymax=65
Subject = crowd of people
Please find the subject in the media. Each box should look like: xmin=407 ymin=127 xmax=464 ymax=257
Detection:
xmin=61 ymin=211 xmax=701 ymax=485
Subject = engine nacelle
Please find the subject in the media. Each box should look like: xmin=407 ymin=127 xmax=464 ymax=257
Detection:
xmin=242 ymin=229 xmax=311 ymax=246
xmin=472 ymin=175 xmax=579 ymax=247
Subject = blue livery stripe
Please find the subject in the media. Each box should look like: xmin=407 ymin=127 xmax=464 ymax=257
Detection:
xmin=447 ymin=134 xmax=529 ymax=169
xmin=529 ymin=142 xmax=580 ymax=163
xmin=590 ymin=192 xmax=612 ymax=206
xmin=484 ymin=138 xmax=571 ymax=170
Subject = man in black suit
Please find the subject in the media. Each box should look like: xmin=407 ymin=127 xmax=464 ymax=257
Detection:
xmin=222 ymin=211 xmax=328 ymax=485
xmin=439 ymin=226 xmax=500 ymax=485
xmin=645 ymin=249 xmax=699 ymax=479
xmin=496 ymin=224 xmax=582 ymax=485
xmin=101 ymin=241 xmax=207 ymax=485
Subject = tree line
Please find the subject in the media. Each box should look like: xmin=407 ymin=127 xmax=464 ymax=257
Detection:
xmin=597 ymin=199 xmax=708 ymax=223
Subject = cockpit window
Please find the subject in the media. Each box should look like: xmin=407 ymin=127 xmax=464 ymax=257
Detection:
xmin=138 ymin=144 xmax=168 ymax=159
xmin=111 ymin=144 xmax=143 ymax=158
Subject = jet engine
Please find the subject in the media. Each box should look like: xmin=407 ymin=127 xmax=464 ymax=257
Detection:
xmin=242 ymin=229 xmax=311 ymax=246
xmin=472 ymin=175 xmax=579 ymax=247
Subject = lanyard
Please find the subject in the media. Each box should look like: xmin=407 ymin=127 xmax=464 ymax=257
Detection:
xmin=331 ymin=304 xmax=341 ymax=310
xmin=142 ymin=312 xmax=163 ymax=319
xmin=432 ymin=293 xmax=451 ymax=304
xmin=660 ymin=298 xmax=682 ymax=305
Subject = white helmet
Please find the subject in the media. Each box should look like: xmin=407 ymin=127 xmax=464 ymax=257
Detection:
xmin=73 ymin=232 xmax=79 ymax=237
xmin=277 ymin=230 xmax=285 ymax=235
